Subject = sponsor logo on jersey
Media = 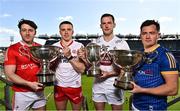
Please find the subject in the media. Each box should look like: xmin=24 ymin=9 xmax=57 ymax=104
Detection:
xmin=21 ymin=63 xmax=38 ymax=69
xmin=138 ymin=69 xmax=153 ymax=76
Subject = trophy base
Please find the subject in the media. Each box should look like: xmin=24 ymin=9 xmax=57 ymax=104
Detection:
xmin=113 ymin=78 xmax=133 ymax=90
xmin=86 ymin=69 xmax=102 ymax=77
xmin=37 ymin=73 xmax=54 ymax=86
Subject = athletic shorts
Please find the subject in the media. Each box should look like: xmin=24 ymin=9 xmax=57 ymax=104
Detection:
xmin=92 ymin=88 xmax=124 ymax=105
xmin=54 ymin=86 xmax=83 ymax=104
xmin=12 ymin=91 xmax=46 ymax=110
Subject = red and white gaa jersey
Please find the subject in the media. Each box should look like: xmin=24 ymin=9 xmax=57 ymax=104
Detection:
xmin=53 ymin=40 xmax=84 ymax=88
xmin=4 ymin=41 xmax=41 ymax=92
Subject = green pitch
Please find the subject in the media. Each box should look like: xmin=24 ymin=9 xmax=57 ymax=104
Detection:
xmin=0 ymin=75 xmax=180 ymax=110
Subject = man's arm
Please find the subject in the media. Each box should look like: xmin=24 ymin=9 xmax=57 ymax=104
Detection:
xmin=64 ymin=46 xmax=86 ymax=74
xmin=69 ymin=57 xmax=86 ymax=74
xmin=4 ymin=65 xmax=43 ymax=91
xmin=131 ymin=73 xmax=179 ymax=96
xmin=99 ymin=63 xmax=120 ymax=78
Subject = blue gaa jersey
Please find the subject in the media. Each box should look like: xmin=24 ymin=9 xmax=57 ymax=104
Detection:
xmin=133 ymin=45 xmax=179 ymax=110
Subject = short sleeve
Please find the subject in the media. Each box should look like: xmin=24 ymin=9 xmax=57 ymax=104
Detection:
xmin=160 ymin=52 xmax=179 ymax=74
xmin=4 ymin=47 xmax=16 ymax=65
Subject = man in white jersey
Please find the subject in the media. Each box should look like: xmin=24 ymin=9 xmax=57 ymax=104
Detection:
xmin=51 ymin=21 xmax=86 ymax=110
xmin=78 ymin=13 xmax=130 ymax=110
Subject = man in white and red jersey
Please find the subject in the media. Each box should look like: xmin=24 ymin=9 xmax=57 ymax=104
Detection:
xmin=78 ymin=13 xmax=130 ymax=110
xmin=51 ymin=21 xmax=85 ymax=110
xmin=4 ymin=19 xmax=46 ymax=110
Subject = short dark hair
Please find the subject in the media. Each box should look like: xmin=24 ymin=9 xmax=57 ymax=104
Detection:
xmin=100 ymin=13 xmax=115 ymax=23
xmin=18 ymin=19 xmax=37 ymax=30
xmin=140 ymin=20 xmax=160 ymax=32
xmin=59 ymin=21 xmax=73 ymax=28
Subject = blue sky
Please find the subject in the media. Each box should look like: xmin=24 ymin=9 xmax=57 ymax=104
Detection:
xmin=0 ymin=0 xmax=180 ymax=47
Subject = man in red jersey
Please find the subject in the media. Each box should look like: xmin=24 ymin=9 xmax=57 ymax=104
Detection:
xmin=4 ymin=19 xmax=46 ymax=110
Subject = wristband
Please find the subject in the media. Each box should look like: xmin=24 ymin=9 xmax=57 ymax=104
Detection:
xmin=67 ymin=55 xmax=74 ymax=61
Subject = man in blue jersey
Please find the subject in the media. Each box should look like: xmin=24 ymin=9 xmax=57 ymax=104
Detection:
xmin=130 ymin=20 xmax=179 ymax=110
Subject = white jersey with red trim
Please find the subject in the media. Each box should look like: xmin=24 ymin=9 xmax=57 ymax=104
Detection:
xmin=53 ymin=40 xmax=84 ymax=88
xmin=93 ymin=36 xmax=130 ymax=91
xmin=4 ymin=41 xmax=41 ymax=92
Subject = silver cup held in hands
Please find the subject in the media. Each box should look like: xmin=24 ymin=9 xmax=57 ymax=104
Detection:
xmin=110 ymin=50 xmax=143 ymax=90
xmin=30 ymin=45 xmax=61 ymax=86
xmin=86 ymin=43 xmax=101 ymax=77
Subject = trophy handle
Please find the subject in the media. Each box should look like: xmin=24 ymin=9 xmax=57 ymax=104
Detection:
xmin=19 ymin=45 xmax=40 ymax=64
xmin=30 ymin=54 xmax=40 ymax=63
xmin=117 ymin=69 xmax=125 ymax=80
xmin=50 ymin=48 xmax=62 ymax=63
xmin=50 ymin=56 xmax=58 ymax=63
xmin=18 ymin=45 xmax=31 ymax=59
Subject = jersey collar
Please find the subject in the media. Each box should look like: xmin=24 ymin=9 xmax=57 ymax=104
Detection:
xmin=60 ymin=40 xmax=73 ymax=48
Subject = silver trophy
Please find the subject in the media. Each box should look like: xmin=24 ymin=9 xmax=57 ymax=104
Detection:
xmin=86 ymin=43 xmax=101 ymax=77
xmin=110 ymin=50 xmax=143 ymax=90
xmin=30 ymin=45 xmax=61 ymax=86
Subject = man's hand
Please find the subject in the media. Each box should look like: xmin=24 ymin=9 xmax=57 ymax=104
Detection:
xmin=129 ymin=81 xmax=144 ymax=93
xmin=27 ymin=81 xmax=44 ymax=91
xmin=63 ymin=46 xmax=71 ymax=58
xmin=98 ymin=70 xmax=115 ymax=79
xmin=77 ymin=46 xmax=86 ymax=60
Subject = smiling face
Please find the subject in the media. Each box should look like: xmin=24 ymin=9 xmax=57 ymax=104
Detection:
xmin=140 ymin=24 xmax=160 ymax=50
xmin=20 ymin=24 xmax=36 ymax=45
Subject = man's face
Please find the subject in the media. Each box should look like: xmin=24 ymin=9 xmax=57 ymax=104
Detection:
xmin=59 ymin=24 xmax=74 ymax=42
xmin=20 ymin=24 xmax=36 ymax=44
xmin=140 ymin=24 xmax=160 ymax=49
xmin=100 ymin=16 xmax=115 ymax=36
